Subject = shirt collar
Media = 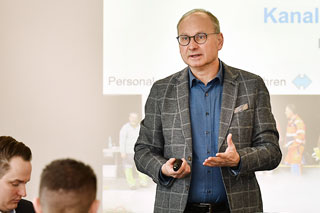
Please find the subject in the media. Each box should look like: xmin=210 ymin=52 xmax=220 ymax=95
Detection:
xmin=188 ymin=59 xmax=223 ymax=88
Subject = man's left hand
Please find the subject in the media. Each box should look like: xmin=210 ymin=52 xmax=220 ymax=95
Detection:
xmin=203 ymin=134 xmax=240 ymax=167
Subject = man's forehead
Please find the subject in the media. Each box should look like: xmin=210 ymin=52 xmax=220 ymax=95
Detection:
xmin=2 ymin=157 xmax=31 ymax=181
xmin=180 ymin=12 xmax=210 ymax=25
xmin=178 ymin=12 xmax=214 ymax=34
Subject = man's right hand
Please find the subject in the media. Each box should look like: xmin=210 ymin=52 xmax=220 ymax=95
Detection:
xmin=161 ymin=158 xmax=191 ymax=179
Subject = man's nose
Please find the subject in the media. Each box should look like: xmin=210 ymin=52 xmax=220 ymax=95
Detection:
xmin=18 ymin=184 xmax=27 ymax=197
xmin=188 ymin=37 xmax=198 ymax=49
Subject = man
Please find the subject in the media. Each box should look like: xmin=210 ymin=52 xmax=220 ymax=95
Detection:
xmin=119 ymin=112 xmax=148 ymax=189
xmin=0 ymin=136 xmax=34 ymax=213
xmin=134 ymin=9 xmax=282 ymax=213
xmin=33 ymin=158 xmax=99 ymax=213
xmin=284 ymin=104 xmax=306 ymax=175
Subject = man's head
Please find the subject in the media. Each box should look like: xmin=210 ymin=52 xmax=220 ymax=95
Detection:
xmin=128 ymin=112 xmax=139 ymax=127
xmin=0 ymin=136 xmax=32 ymax=212
xmin=176 ymin=9 xmax=224 ymax=72
xmin=33 ymin=158 xmax=99 ymax=213
xmin=177 ymin=9 xmax=220 ymax=35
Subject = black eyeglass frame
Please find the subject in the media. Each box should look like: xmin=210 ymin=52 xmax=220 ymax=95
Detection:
xmin=176 ymin=32 xmax=219 ymax=46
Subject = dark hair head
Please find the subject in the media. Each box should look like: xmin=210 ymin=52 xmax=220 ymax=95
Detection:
xmin=0 ymin=136 xmax=32 ymax=178
xmin=39 ymin=158 xmax=97 ymax=212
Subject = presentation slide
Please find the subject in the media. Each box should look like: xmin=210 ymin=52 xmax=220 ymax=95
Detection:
xmin=102 ymin=1 xmax=320 ymax=212
xmin=104 ymin=0 xmax=320 ymax=96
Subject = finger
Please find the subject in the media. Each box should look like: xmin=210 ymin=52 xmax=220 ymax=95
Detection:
xmin=227 ymin=133 xmax=233 ymax=147
xmin=161 ymin=158 xmax=176 ymax=176
xmin=166 ymin=158 xmax=176 ymax=168
xmin=203 ymin=157 xmax=221 ymax=165
xmin=179 ymin=158 xmax=186 ymax=167
xmin=175 ymin=160 xmax=191 ymax=178
xmin=179 ymin=158 xmax=190 ymax=173
xmin=215 ymin=152 xmax=227 ymax=158
xmin=203 ymin=160 xmax=218 ymax=167
xmin=168 ymin=158 xmax=176 ymax=164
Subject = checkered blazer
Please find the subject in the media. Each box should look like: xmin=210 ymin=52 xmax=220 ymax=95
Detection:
xmin=134 ymin=62 xmax=282 ymax=213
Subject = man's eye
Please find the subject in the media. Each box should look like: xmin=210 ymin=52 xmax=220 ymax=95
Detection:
xmin=181 ymin=36 xmax=188 ymax=41
xmin=11 ymin=182 xmax=19 ymax=187
xmin=197 ymin=34 xmax=205 ymax=39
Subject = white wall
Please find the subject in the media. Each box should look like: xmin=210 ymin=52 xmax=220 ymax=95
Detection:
xmin=0 ymin=0 xmax=104 ymax=210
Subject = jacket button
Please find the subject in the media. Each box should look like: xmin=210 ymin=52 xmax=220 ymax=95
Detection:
xmin=188 ymin=156 xmax=192 ymax=161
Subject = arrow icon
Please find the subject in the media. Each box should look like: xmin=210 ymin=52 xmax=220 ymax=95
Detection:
xmin=292 ymin=74 xmax=312 ymax=89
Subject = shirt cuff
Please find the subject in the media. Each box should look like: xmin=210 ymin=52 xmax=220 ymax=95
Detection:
xmin=229 ymin=159 xmax=242 ymax=176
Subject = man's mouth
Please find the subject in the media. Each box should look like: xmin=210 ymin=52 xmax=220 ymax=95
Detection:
xmin=189 ymin=54 xmax=201 ymax=58
xmin=12 ymin=199 xmax=21 ymax=203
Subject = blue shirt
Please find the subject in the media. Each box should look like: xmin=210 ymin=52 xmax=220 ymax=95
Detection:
xmin=187 ymin=61 xmax=228 ymax=203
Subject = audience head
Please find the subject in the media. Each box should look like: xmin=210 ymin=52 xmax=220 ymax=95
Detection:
xmin=33 ymin=158 xmax=99 ymax=213
xmin=0 ymin=136 xmax=32 ymax=212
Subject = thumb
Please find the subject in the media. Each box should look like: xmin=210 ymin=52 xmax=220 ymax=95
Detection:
xmin=167 ymin=158 xmax=176 ymax=165
xmin=227 ymin=134 xmax=233 ymax=147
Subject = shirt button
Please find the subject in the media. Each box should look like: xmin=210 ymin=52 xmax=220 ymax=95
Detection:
xmin=188 ymin=156 xmax=192 ymax=161
xmin=207 ymin=170 xmax=211 ymax=174
xmin=205 ymin=131 xmax=209 ymax=135
xmin=207 ymin=150 xmax=210 ymax=154
xmin=205 ymin=112 xmax=209 ymax=116
xmin=207 ymin=190 xmax=211 ymax=193
xmin=205 ymin=92 xmax=208 ymax=97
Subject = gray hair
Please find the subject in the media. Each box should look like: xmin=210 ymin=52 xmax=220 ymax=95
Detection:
xmin=177 ymin=9 xmax=220 ymax=34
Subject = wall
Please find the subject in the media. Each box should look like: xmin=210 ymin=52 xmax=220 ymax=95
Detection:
xmin=0 ymin=0 xmax=104 ymax=209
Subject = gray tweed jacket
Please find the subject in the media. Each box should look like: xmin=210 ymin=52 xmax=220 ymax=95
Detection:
xmin=134 ymin=61 xmax=282 ymax=213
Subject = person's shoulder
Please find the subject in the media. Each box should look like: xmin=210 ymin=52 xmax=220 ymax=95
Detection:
xmin=224 ymin=62 xmax=263 ymax=81
xmin=120 ymin=122 xmax=131 ymax=130
xmin=147 ymin=67 xmax=188 ymax=98
xmin=153 ymin=67 xmax=188 ymax=86
xmin=15 ymin=199 xmax=35 ymax=213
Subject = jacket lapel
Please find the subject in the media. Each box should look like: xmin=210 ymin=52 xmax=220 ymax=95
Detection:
xmin=218 ymin=62 xmax=239 ymax=150
xmin=176 ymin=67 xmax=193 ymax=149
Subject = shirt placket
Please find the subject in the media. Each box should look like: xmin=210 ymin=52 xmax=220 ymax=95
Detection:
xmin=204 ymin=86 xmax=213 ymax=201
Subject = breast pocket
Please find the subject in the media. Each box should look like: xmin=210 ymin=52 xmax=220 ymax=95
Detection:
xmin=231 ymin=109 xmax=254 ymax=128
xmin=229 ymin=108 xmax=254 ymax=148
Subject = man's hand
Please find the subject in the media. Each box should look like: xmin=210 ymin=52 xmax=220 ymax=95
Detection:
xmin=203 ymin=134 xmax=240 ymax=167
xmin=161 ymin=158 xmax=191 ymax=179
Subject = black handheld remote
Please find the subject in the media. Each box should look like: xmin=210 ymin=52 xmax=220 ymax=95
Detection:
xmin=173 ymin=159 xmax=183 ymax=171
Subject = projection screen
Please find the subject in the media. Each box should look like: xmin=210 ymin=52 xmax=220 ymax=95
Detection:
xmin=103 ymin=0 xmax=320 ymax=212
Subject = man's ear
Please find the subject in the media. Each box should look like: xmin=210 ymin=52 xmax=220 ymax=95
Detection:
xmin=217 ymin=32 xmax=224 ymax=50
xmin=89 ymin=199 xmax=100 ymax=213
xmin=32 ymin=197 xmax=42 ymax=213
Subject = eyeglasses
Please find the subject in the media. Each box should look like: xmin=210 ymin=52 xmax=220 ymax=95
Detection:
xmin=176 ymin=32 xmax=219 ymax=46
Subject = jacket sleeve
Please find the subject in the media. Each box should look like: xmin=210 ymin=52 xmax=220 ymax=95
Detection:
xmin=237 ymin=76 xmax=282 ymax=175
xmin=134 ymin=83 xmax=168 ymax=185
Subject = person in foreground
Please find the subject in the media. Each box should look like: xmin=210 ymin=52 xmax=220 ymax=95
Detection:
xmin=0 ymin=136 xmax=34 ymax=213
xmin=134 ymin=8 xmax=282 ymax=213
xmin=33 ymin=158 xmax=99 ymax=213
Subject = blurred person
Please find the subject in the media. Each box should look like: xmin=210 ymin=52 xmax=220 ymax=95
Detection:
xmin=119 ymin=112 xmax=148 ymax=189
xmin=0 ymin=136 xmax=34 ymax=213
xmin=284 ymin=104 xmax=306 ymax=175
xmin=134 ymin=8 xmax=281 ymax=212
xmin=33 ymin=158 xmax=99 ymax=213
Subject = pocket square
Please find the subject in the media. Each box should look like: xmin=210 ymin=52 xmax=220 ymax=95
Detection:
xmin=234 ymin=103 xmax=249 ymax=113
